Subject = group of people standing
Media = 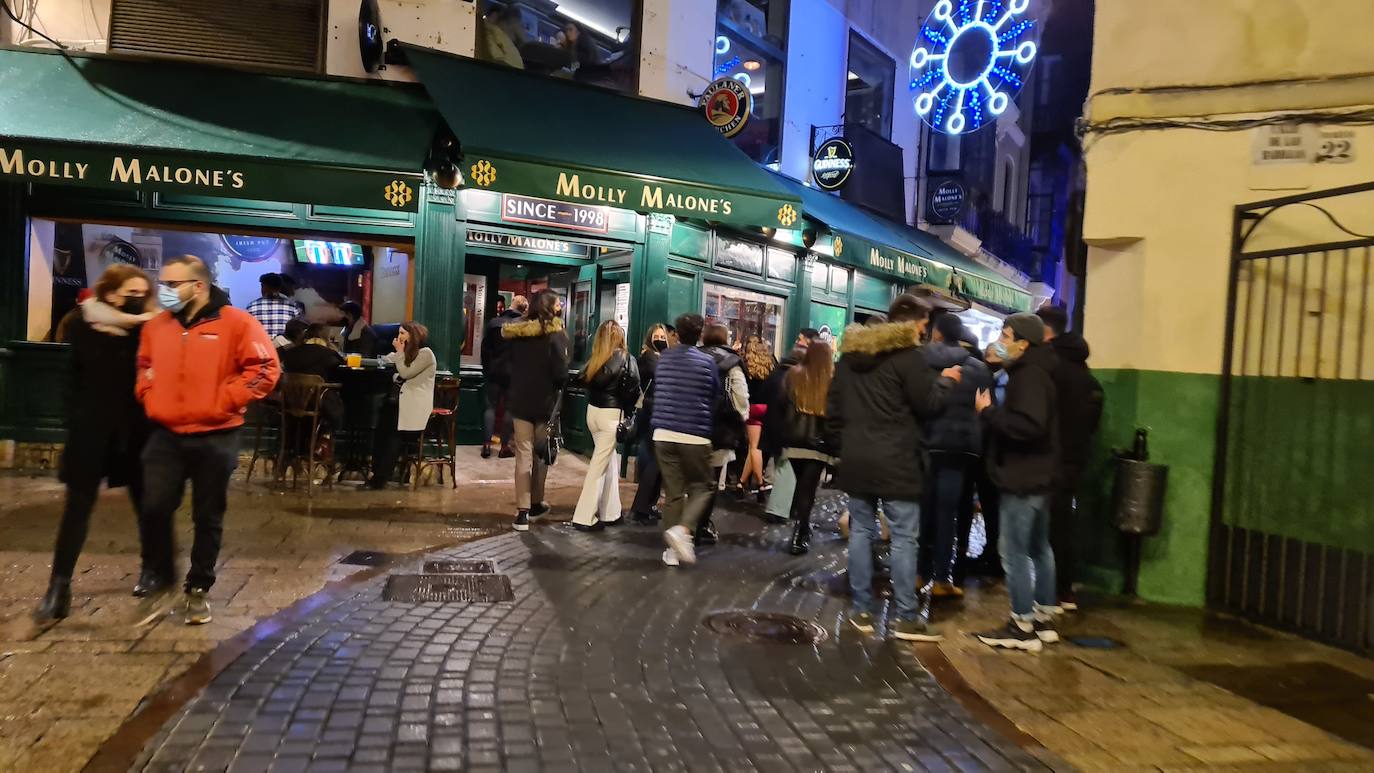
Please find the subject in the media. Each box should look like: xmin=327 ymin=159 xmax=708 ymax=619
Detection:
xmin=523 ymin=291 xmax=1101 ymax=652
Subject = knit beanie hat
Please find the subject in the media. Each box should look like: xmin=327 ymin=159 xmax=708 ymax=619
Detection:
xmin=934 ymin=313 xmax=964 ymax=343
xmin=1005 ymin=312 xmax=1045 ymax=344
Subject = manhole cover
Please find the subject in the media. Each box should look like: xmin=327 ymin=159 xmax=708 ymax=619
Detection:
xmin=702 ymin=611 xmax=828 ymax=645
xmin=339 ymin=550 xmax=397 ymax=567
xmin=382 ymin=574 xmax=514 ymax=603
xmin=424 ymin=559 xmax=496 ymax=574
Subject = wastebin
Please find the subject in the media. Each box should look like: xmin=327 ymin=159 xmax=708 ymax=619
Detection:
xmin=1112 ymin=459 xmax=1168 ymax=536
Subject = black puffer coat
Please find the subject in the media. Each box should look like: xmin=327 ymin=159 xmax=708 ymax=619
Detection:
xmin=481 ymin=308 xmax=524 ymax=386
xmin=580 ymin=350 xmax=640 ymax=410
xmin=503 ymin=317 xmax=571 ymax=423
xmin=60 ymin=312 xmax=148 ymax=490
xmin=923 ymin=340 xmax=993 ymax=455
xmin=982 ymin=343 xmax=1059 ymax=495
xmin=826 ymin=322 xmax=953 ymax=501
xmin=759 ymin=354 xmax=799 ymax=457
xmin=1047 ymin=333 xmax=1104 ymax=484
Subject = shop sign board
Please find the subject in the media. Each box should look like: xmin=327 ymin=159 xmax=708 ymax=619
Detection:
xmin=0 ymin=140 xmax=422 ymax=212
xmin=221 ymin=235 xmax=283 ymax=262
xmin=828 ymin=230 xmax=1030 ymax=312
xmin=500 ymin=193 xmax=610 ymax=234
xmin=811 ymin=137 xmax=855 ymax=191
xmin=699 ymin=78 xmax=752 ymax=139
xmin=463 ymin=154 xmax=801 ymax=228
xmin=466 ymin=228 xmax=592 ymax=259
xmin=927 ymin=179 xmax=966 ymax=224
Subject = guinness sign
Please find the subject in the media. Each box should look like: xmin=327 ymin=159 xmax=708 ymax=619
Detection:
xmin=812 ymin=137 xmax=855 ymax=191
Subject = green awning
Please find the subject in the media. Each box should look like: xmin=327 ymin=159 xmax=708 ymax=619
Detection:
xmin=399 ymin=44 xmax=801 ymax=229
xmin=778 ymin=175 xmax=1031 ymax=312
xmin=0 ymin=49 xmax=439 ymax=212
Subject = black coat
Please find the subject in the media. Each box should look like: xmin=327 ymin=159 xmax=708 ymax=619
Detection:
xmin=59 ymin=314 xmax=147 ymax=490
xmin=923 ymin=341 xmax=993 ymax=455
xmin=580 ymin=350 xmax=640 ymax=410
xmin=635 ymin=349 xmax=659 ymax=436
xmin=503 ymin=317 xmax=571 ymax=423
xmin=1048 ymin=333 xmax=1104 ymax=482
xmin=776 ymin=388 xmax=836 ymax=455
xmin=982 ymin=343 xmax=1060 ymax=495
xmin=759 ymin=355 xmax=798 ymax=457
xmin=826 ymin=322 xmax=952 ymax=501
xmin=481 ymin=309 xmax=524 ymax=386
xmin=704 ymin=345 xmax=746 ymax=451
xmin=342 ymin=321 xmax=381 ymax=359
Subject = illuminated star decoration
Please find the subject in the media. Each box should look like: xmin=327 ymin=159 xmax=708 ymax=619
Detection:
xmin=910 ymin=0 xmax=1038 ymax=134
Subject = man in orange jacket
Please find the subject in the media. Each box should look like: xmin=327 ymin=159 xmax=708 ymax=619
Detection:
xmin=135 ymin=255 xmax=280 ymax=625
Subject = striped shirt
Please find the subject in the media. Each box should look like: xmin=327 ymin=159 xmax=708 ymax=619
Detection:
xmin=246 ymin=295 xmax=299 ymax=338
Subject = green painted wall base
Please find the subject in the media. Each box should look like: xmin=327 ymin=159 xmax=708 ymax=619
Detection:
xmin=1078 ymin=369 xmax=1219 ymax=608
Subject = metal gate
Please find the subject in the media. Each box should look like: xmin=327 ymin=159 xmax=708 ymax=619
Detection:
xmin=1210 ymin=182 xmax=1374 ymax=654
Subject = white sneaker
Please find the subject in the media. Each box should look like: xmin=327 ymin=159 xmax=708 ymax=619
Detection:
xmin=661 ymin=548 xmax=680 ymax=567
xmin=664 ymin=525 xmax=696 ymax=565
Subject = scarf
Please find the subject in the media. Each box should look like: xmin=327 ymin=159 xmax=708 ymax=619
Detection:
xmin=81 ymin=299 xmax=155 ymax=336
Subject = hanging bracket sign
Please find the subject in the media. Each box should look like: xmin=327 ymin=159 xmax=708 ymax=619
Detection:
xmin=699 ymin=77 xmax=752 ymax=138
xmin=812 ymin=137 xmax=855 ymax=192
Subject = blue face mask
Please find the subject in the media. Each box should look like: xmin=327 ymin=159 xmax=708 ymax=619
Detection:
xmin=992 ymin=340 xmax=1011 ymax=361
xmin=158 ymin=284 xmax=188 ymax=313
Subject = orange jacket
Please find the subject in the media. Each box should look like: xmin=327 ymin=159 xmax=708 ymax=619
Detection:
xmin=136 ymin=298 xmax=280 ymax=434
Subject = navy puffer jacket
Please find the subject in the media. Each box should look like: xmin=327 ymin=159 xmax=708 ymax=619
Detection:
xmin=923 ymin=341 xmax=993 ymax=455
xmin=650 ymin=344 xmax=720 ymax=439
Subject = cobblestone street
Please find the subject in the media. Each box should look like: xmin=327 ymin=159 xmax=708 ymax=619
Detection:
xmin=2 ymin=455 xmax=1373 ymax=771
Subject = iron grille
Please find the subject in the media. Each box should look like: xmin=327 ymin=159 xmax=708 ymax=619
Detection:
xmin=382 ymin=574 xmax=515 ymax=603
xmin=109 ymin=0 xmax=326 ymax=73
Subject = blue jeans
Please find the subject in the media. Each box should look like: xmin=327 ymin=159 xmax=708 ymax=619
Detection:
xmin=1000 ymin=493 xmax=1057 ymax=619
xmin=848 ymin=497 xmax=921 ymax=621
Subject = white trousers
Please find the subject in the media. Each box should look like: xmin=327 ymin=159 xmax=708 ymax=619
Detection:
xmin=573 ymin=406 xmax=622 ymax=525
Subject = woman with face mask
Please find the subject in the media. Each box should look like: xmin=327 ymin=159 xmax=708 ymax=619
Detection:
xmin=35 ymin=264 xmax=156 ymax=621
xmin=629 ymin=324 xmax=669 ymax=524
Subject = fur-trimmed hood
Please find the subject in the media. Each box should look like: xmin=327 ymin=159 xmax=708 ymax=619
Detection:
xmin=502 ymin=317 xmax=565 ymax=340
xmin=838 ymin=321 xmax=920 ymax=372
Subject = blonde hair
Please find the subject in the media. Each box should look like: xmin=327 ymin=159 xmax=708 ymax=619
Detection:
xmin=585 ymin=320 xmax=626 ymax=379
xmin=787 ymin=340 xmax=834 ymax=416
xmin=743 ymin=335 xmax=773 ymax=380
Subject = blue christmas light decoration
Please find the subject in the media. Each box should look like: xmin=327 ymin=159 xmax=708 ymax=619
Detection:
xmin=910 ymin=0 xmax=1038 ymax=135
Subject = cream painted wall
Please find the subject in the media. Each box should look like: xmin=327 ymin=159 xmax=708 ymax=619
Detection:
xmin=639 ymin=0 xmax=715 ymax=106
xmin=371 ymin=248 xmax=411 ymax=325
xmin=326 ymin=0 xmax=475 ymax=80
xmin=1 ymin=0 xmax=110 ymax=50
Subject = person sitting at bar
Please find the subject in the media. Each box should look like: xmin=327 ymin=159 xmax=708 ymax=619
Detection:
xmin=340 ymin=301 xmax=380 ymax=358
xmin=274 ymin=317 xmax=309 ymax=351
xmin=281 ymin=323 xmax=345 ymax=432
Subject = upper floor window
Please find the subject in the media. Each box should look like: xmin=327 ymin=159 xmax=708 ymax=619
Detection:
xmin=845 ymin=32 xmax=894 ymax=140
xmin=714 ymin=0 xmax=789 ymax=165
xmin=476 ymin=1 xmax=641 ymax=94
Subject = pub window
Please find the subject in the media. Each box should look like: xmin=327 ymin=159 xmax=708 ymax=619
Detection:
xmin=846 ymin=31 xmax=895 ymax=140
xmin=714 ymin=0 xmax=789 ymax=165
xmin=703 ymin=281 xmax=786 ymax=353
xmin=476 ymin=0 xmax=642 ymax=94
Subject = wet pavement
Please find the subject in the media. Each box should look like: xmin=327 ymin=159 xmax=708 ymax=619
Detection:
xmin=128 ymin=499 xmax=1053 ymax=772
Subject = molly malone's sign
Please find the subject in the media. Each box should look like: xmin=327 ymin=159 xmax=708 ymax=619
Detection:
xmin=466 ymin=228 xmax=592 ymax=259
xmin=0 ymin=142 xmax=423 ymax=213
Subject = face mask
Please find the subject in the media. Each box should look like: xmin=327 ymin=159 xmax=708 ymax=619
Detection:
xmin=120 ymin=296 xmax=146 ymax=315
xmin=992 ymin=340 xmax=1011 ymax=361
xmin=652 ymin=339 xmax=668 ymax=352
xmin=158 ymin=284 xmax=188 ymax=313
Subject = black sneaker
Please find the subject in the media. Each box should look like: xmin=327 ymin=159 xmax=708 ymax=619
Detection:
xmin=572 ymin=521 xmax=606 ymax=533
xmin=1033 ymin=617 xmax=1060 ymax=644
xmin=848 ymin=611 xmax=875 ymax=634
xmin=694 ymin=523 xmax=719 ymax=546
xmin=976 ymin=620 xmax=1043 ymax=652
xmin=631 ymin=511 xmax=660 ymax=526
xmin=530 ymin=502 xmax=551 ymax=518
xmin=890 ymin=618 xmax=943 ymax=642
xmin=513 ymin=510 xmax=530 ymax=532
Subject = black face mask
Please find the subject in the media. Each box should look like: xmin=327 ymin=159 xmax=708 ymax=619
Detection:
xmin=652 ymin=339 xmax=668 ymax=352
xmin=120 ymin=296 xmax=146 ymax=315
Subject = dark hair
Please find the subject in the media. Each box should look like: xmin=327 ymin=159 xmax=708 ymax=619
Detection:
xmin=400 ymin=321 xmax=429 ymax=366
xmin=888 ymin=293 xmax=932 ymax=324
xmin=304 ymin=323 xmax=331 ymax=342
xmin=799 ymin=327 xmax=819 ymax=341
xmin=934 ymin=312 xmax=964 ymax=343
xmin=93 ymin=264 xmax=151 ymax=303
xmin=280 ymin=274 xmax=298 ymax=292
xmin=526 ymin=289 xmax=561 ymax=331
xmin=674 ymin=313 xmax=704 ymax=346
xmin=702 ymin=322 xmax=730 ymax=348
xmin=259 ymin=272 xmax=283 ymax=291
xmin=1036 ymin=305 xmax=1069 ymax=336
xmin=164 ymin=255 xmax=211 ymax=283
xmin=341 ymin=301 xmax=363 ymax=320
xmin=283 ymin=317 xmax=309 ymax=345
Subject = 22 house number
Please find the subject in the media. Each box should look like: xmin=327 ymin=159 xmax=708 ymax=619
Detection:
xmin=1315 ymin=138 xmax=1353 ymax=164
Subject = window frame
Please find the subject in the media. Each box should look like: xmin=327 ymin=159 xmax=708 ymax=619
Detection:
xmin=845 ymin=30 xmax=896 ymax=140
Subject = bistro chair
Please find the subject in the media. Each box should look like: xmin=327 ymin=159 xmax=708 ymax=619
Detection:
xmin=275 ymin=373 xmax=341 ymax=496
xmin=245 ymin=387 xmax=282 ymax=482
xmin=409 ymin=375 xmax=461 ymax=490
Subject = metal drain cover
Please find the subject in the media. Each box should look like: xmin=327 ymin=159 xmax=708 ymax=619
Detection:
xmin=383 ymin=574 xmax=514 ymax=603
xmin=339 ymin=550 xmax=397 ymax=567
xmin=702 ymin=611 xmax=828 ymax=645
xmin=424 ymin=559 xmax=496 ymax=574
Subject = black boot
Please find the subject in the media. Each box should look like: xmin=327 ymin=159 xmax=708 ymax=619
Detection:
xmin=480 ymin=444 xmax=493 ymax=459
xmin=132 ymin=569 xmax=170 ymax=598
xmin=694 ymin=520 xmax=719 ymax=546
xmin=789 ymin=519 xmax=811 ymax=555
xmin=35 ymin=575 xmax=71 ymax=621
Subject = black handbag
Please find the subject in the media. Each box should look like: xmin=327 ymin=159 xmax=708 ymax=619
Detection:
xmin=617 ymin=373 xmax=650 ymax=444
xmin=533 ymin=401 xmax=563 ymax=466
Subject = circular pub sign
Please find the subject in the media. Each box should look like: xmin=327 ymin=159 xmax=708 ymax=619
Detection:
xmin=812 ymin=137 xmax=855 ymax=191
xmin=699 ymin=77 xmax=752 ymax=138
xmin=221 ymin=235 xmax=283 ymax=263
xmin=928 ymin=179 xmax=966 ymax=223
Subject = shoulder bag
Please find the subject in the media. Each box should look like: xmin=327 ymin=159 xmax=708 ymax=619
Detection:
xmin=534 ymin=399 xmax=563 ymax=466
